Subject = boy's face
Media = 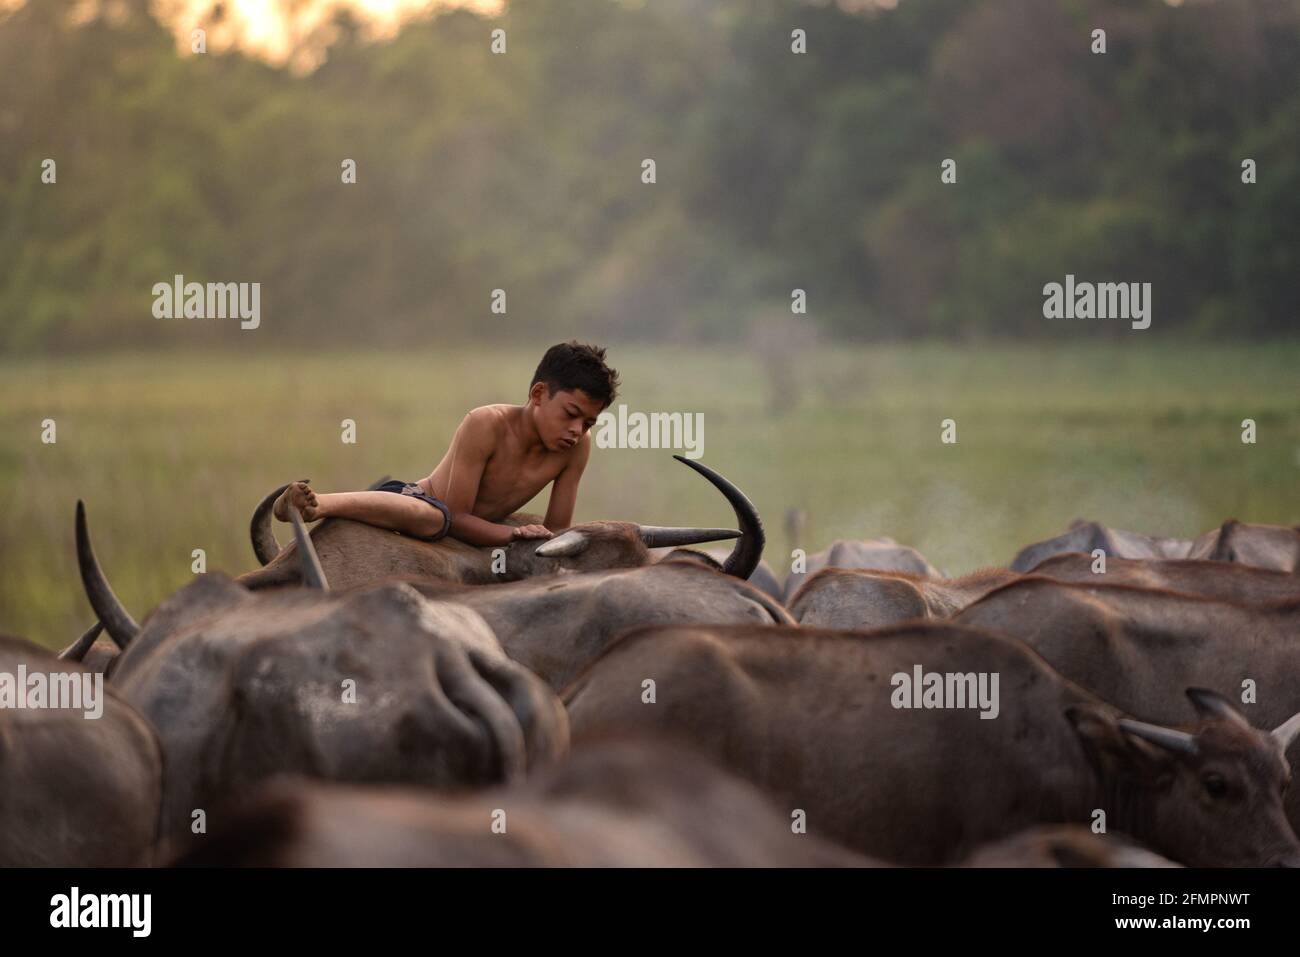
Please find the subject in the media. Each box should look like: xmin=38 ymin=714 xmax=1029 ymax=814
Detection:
xmin=530 ymin=384 xmax=604 ymax=451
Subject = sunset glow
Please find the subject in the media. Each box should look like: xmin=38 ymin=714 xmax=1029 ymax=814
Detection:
xmin=151 ymin=0 xmax=504 ymax=70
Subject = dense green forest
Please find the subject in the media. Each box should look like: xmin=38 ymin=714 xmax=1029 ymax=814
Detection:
xmin=2 ymin=0 xmax=1297 ymax=351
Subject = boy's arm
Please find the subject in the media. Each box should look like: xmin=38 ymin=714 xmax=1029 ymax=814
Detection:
xmin=543 ymin=433 xmax=591 ymax=531
xmin=441 ymin=411 xmax=534 ymax=548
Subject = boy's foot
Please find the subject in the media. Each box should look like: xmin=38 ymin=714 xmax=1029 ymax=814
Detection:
xmin=273 ymin=480 xmax=321 ymax=522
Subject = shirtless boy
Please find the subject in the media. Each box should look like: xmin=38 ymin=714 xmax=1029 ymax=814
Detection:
xmin=272 ymin=341 xmax=620 ymax=547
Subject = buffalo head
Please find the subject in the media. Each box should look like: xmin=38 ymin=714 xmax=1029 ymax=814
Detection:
xmin=1068 ymin=688 xmax=1300 ymax=867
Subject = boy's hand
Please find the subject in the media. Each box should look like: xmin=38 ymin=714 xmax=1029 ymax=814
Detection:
xmin=511 ymin=524 xmax=553 ymax=540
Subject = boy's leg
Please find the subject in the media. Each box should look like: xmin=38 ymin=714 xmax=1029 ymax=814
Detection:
xmin=273 ymin=481 xmax=446 ymax=539
xmin=317 ymin=491 xmax=447 ymax=539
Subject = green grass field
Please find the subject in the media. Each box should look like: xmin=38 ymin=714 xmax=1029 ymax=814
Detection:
xmin=3 ymin=342 xmax=1297 ymax=648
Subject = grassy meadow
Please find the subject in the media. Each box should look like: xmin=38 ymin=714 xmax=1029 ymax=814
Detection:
xmin=2 ymin=342 xmax=1298 ymax=648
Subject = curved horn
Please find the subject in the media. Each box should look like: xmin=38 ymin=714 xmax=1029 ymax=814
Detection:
xmin=288 ymin=505 xmax=329 ymax=590
xmin=1118 ymin=718 xmax=1199 ymax=755
xmin=671 ymin=455 xmax=765 ymax=580
xmin=638 ymin=526 xmax=741 ymax=548
xmin=1186 ymin=687 xmax=1251 ymax=727
xmin=251 ymin=475 xmax=391 ymax=565
xmin=250 ymin=483 xmax=289 ymax=565
xmin=75 ymin=501 xmax=139 ymax=649
xmin=1273 ymin=711 xmax=1300 ymax=752
xmin=535 ymin=530 xmax=588 ymax=558
xmin=58 ymin=620 xmax=104 ymax=662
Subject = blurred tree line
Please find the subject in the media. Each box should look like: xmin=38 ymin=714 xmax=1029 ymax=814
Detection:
xmin=1 ymin=0 xmax=1297 ymax=352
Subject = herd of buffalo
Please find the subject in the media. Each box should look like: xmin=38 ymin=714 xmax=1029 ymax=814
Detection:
xmin=5 ymin=455 xmax=1300 ymax=867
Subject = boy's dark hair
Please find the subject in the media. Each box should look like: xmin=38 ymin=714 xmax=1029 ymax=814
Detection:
xmin=531 ymin=341 xmax=620 ymax=408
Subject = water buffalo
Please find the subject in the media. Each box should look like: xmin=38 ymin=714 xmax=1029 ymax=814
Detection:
xmin=409 ymin=560 xmax=794 ymax=691
xmin=171 ymin=741 xmax=872 ymax=867
xmin=1011 ymin=518 xmax=1300 ymax=573
xmin=1024 ymin=552 xmax=1300 ymax=605
xmin=75 ymin=502 xmax=568 ymax=844
xmin=1 ymin=634 xmax=162 ymax=866
xmin=790 ymin=541 xmax=1300 ymax=631
xmin=783 ymin=537 xmax=941 ymax=601
xmin=1184 ymin=518 xmax=1300 ymax=570
xmin=789 ymin=566 xmax=1017 ymax=629
xmin=954 ymin=576 xmax=1300 ymax=830
xmin=563 ymin=622 xmax=1300 ymax=866
xmin=240 ymin=456 xmax=765 ymax=590
xmin=75 ymin=499 xmax=787 ymax=696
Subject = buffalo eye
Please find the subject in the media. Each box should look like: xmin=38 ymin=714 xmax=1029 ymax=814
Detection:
xmin=1202 ymin=773 xmax=1228 ymax=799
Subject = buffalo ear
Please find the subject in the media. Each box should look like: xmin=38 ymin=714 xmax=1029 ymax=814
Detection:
xmin=1065 ymin=704 xmax=1122 ymax=764
xmin=1065 ymin=705 xmax=1172 ymax=777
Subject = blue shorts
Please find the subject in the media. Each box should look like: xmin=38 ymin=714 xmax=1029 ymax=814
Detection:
xmin=376 ymin=480 xmax=452 ymax=543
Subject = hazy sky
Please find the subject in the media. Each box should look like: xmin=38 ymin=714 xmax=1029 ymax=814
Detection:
xmin=0 ymin=0 xmax=496 ymax=71
xmin=2 ymin=0 xmax=1193 ymax=72
xmin=150 ymin=0 xmax=505 ymax=69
